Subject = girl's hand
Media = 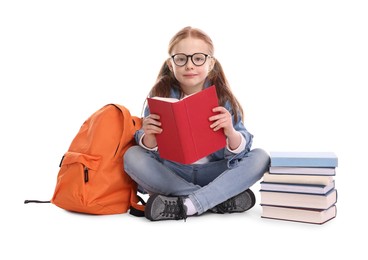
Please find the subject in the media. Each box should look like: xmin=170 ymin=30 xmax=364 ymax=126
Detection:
xmin=142 ymin=113 xmax=162 ymax=148
xmin=209 ymin=106 xmax=235 ymax=136
xmin=210 ymin=106 xmax=241 ymax=150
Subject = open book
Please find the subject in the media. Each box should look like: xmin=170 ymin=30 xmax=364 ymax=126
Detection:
xmin=147 ymin=85 xmax=226 ymax=164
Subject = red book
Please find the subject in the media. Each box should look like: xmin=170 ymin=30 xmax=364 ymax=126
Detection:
xmin=147 ymin=85 xmax=226 ymax=164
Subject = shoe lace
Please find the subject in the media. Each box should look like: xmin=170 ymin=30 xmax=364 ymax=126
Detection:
xmin=160 ymin=197 xmax=187 ymax=221
xmin=215 ymin=197 xmax=237 ymax=213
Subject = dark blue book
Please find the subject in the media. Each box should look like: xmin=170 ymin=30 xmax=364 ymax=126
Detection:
xmin=270 ymin=151 xmax=338 ymax=167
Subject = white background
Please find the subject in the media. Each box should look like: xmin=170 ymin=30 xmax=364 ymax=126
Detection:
xmin=1 ymin=1 xmax=367 ymax=259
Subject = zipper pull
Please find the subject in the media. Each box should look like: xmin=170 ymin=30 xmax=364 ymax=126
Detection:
xmin=84 ymin=166 xmax=89 ymax=183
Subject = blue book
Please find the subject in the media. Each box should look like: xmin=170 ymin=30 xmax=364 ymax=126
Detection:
xmin=270 ymin=151 xmax=338 ymax=167
xmin=260 ymin=180 xmax=335 ymax=195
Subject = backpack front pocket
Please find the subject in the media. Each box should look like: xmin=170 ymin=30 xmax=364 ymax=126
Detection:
xmin=51 ymin=152 xmax=101 ymax=212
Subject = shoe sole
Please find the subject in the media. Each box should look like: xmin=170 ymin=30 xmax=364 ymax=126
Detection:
xmin=144 ymin=194 xmax=160 ymax=220
xmin=246 ymin=189 xmax=256 ymax=210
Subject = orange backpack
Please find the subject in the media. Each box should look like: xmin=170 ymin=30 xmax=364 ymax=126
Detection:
xmin=25 ymin=104 xmax=145 ymax=216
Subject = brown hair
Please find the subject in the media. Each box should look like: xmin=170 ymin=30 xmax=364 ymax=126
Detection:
xmin=147 ymin=26 xmax=244 ymax=122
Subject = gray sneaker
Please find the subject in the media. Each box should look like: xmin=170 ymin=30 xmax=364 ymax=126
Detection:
xmin=144 ymin=194 xmax=187 ymax=221
xmin=210 ymin=189 xmax=256 ymax=214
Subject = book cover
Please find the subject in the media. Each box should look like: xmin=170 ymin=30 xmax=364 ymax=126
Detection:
xmin=262 ymin=172 xmax=334 ymax=185
xmin=269 ymin=166 xmax=336 ymax=176
xmin=260 ymin=188 xmax=338 ymax=209
xmin=270 ymin=151 xmax=338 ymax=167
xmin=260 ymin=181 xmax=335 ymax=195
xmin=147 ymin=85 xmax=226 ymax=164
xmin=261 ymin=205 xmax=337 ymax=224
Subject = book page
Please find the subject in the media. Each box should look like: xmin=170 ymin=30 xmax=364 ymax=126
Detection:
xmin=150 ymin=93 xmax=194 ymax=103
xmin=150 ymin=96 xmax=180 ymax=103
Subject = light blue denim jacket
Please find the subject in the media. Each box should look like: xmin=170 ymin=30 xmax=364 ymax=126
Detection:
xmin=135 ymin=82 xmax=253 ymax=167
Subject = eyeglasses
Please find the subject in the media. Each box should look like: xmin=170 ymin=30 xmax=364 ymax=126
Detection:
xmin=171 ymin=53 xmax=211 ymax=67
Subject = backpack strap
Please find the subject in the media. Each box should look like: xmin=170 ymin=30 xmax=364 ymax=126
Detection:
xmin=129 ymin=189 xmax=146 ymax=217
xmin=110 ymin=104 xmax=146 ymax=217
xmin=24 ymin=200 xmax=51 ymax=204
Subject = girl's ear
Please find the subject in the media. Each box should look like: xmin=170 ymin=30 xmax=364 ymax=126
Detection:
xmin=166 ymin=59 xmax=173 ymax=71
xmin=209 ymin=57 xmax=216 ymax=71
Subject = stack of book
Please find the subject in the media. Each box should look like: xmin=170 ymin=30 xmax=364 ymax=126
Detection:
xmin=260 ymin=151 xmax=338 ymax=224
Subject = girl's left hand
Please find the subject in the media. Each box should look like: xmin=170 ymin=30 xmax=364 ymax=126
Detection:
xmin=209 ymin=106 xmax=236 ymax=137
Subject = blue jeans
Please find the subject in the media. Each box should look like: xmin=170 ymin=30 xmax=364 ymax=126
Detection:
xmin=124 ymin=146 xmax=270 ymax=215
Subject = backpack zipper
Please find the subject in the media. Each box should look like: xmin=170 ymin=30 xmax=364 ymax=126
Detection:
xmin=84 ymin=166 xmax=89 ymax=183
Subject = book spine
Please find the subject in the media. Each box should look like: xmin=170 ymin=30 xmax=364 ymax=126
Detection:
xmin=260 ymin=181 xmax=335 ymax=194
xmin=269 ymin=166 xmax=336 ymax=175
xmin=270 ymin=154 xmax=338 ymax=167
xmin=270 ymin=158 xmax=338 ymax=167
xmin=261 ymin=205 xmax=337 ymax=224
xmin=262 ymin=173 xmax=333 ymax=185
xmin=260 ymin=189 xmax=337 ymax=209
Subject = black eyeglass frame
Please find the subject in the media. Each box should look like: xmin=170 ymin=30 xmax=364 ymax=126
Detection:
xmin=171 ymin=52 xmax=211 ymax=67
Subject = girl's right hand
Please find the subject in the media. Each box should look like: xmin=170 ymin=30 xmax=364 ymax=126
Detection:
xmin=142 ymin=113 xmax=162 ymax=148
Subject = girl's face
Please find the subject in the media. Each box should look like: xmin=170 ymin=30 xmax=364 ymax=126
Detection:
xmin=168 ymin=37 xmax=214 ymax=95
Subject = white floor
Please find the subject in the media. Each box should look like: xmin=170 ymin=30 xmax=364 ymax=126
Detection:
xmin=7 ymin=161 xmax=365 ymax=260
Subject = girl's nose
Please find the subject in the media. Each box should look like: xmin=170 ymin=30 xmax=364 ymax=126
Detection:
xmin=185 ymin=58 xmax=194 ymax=70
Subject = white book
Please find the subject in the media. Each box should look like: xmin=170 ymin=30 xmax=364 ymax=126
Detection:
xmin=269 ymin=166 xmax=335 ymax=176
xmin=260 ymin=189 xmax=338 ymax=209
xmin=263 ymin=172 xmax=334 ymax=185
xmin=261 ymin=205 xmax=337 ymax=224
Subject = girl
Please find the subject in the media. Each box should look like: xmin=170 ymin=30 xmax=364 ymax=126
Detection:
xmin=124 ymin=26 xmax=270 ymax=221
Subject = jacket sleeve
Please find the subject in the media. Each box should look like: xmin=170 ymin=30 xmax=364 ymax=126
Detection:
xmin=134 ymin=105 xmax=150 ymax=144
